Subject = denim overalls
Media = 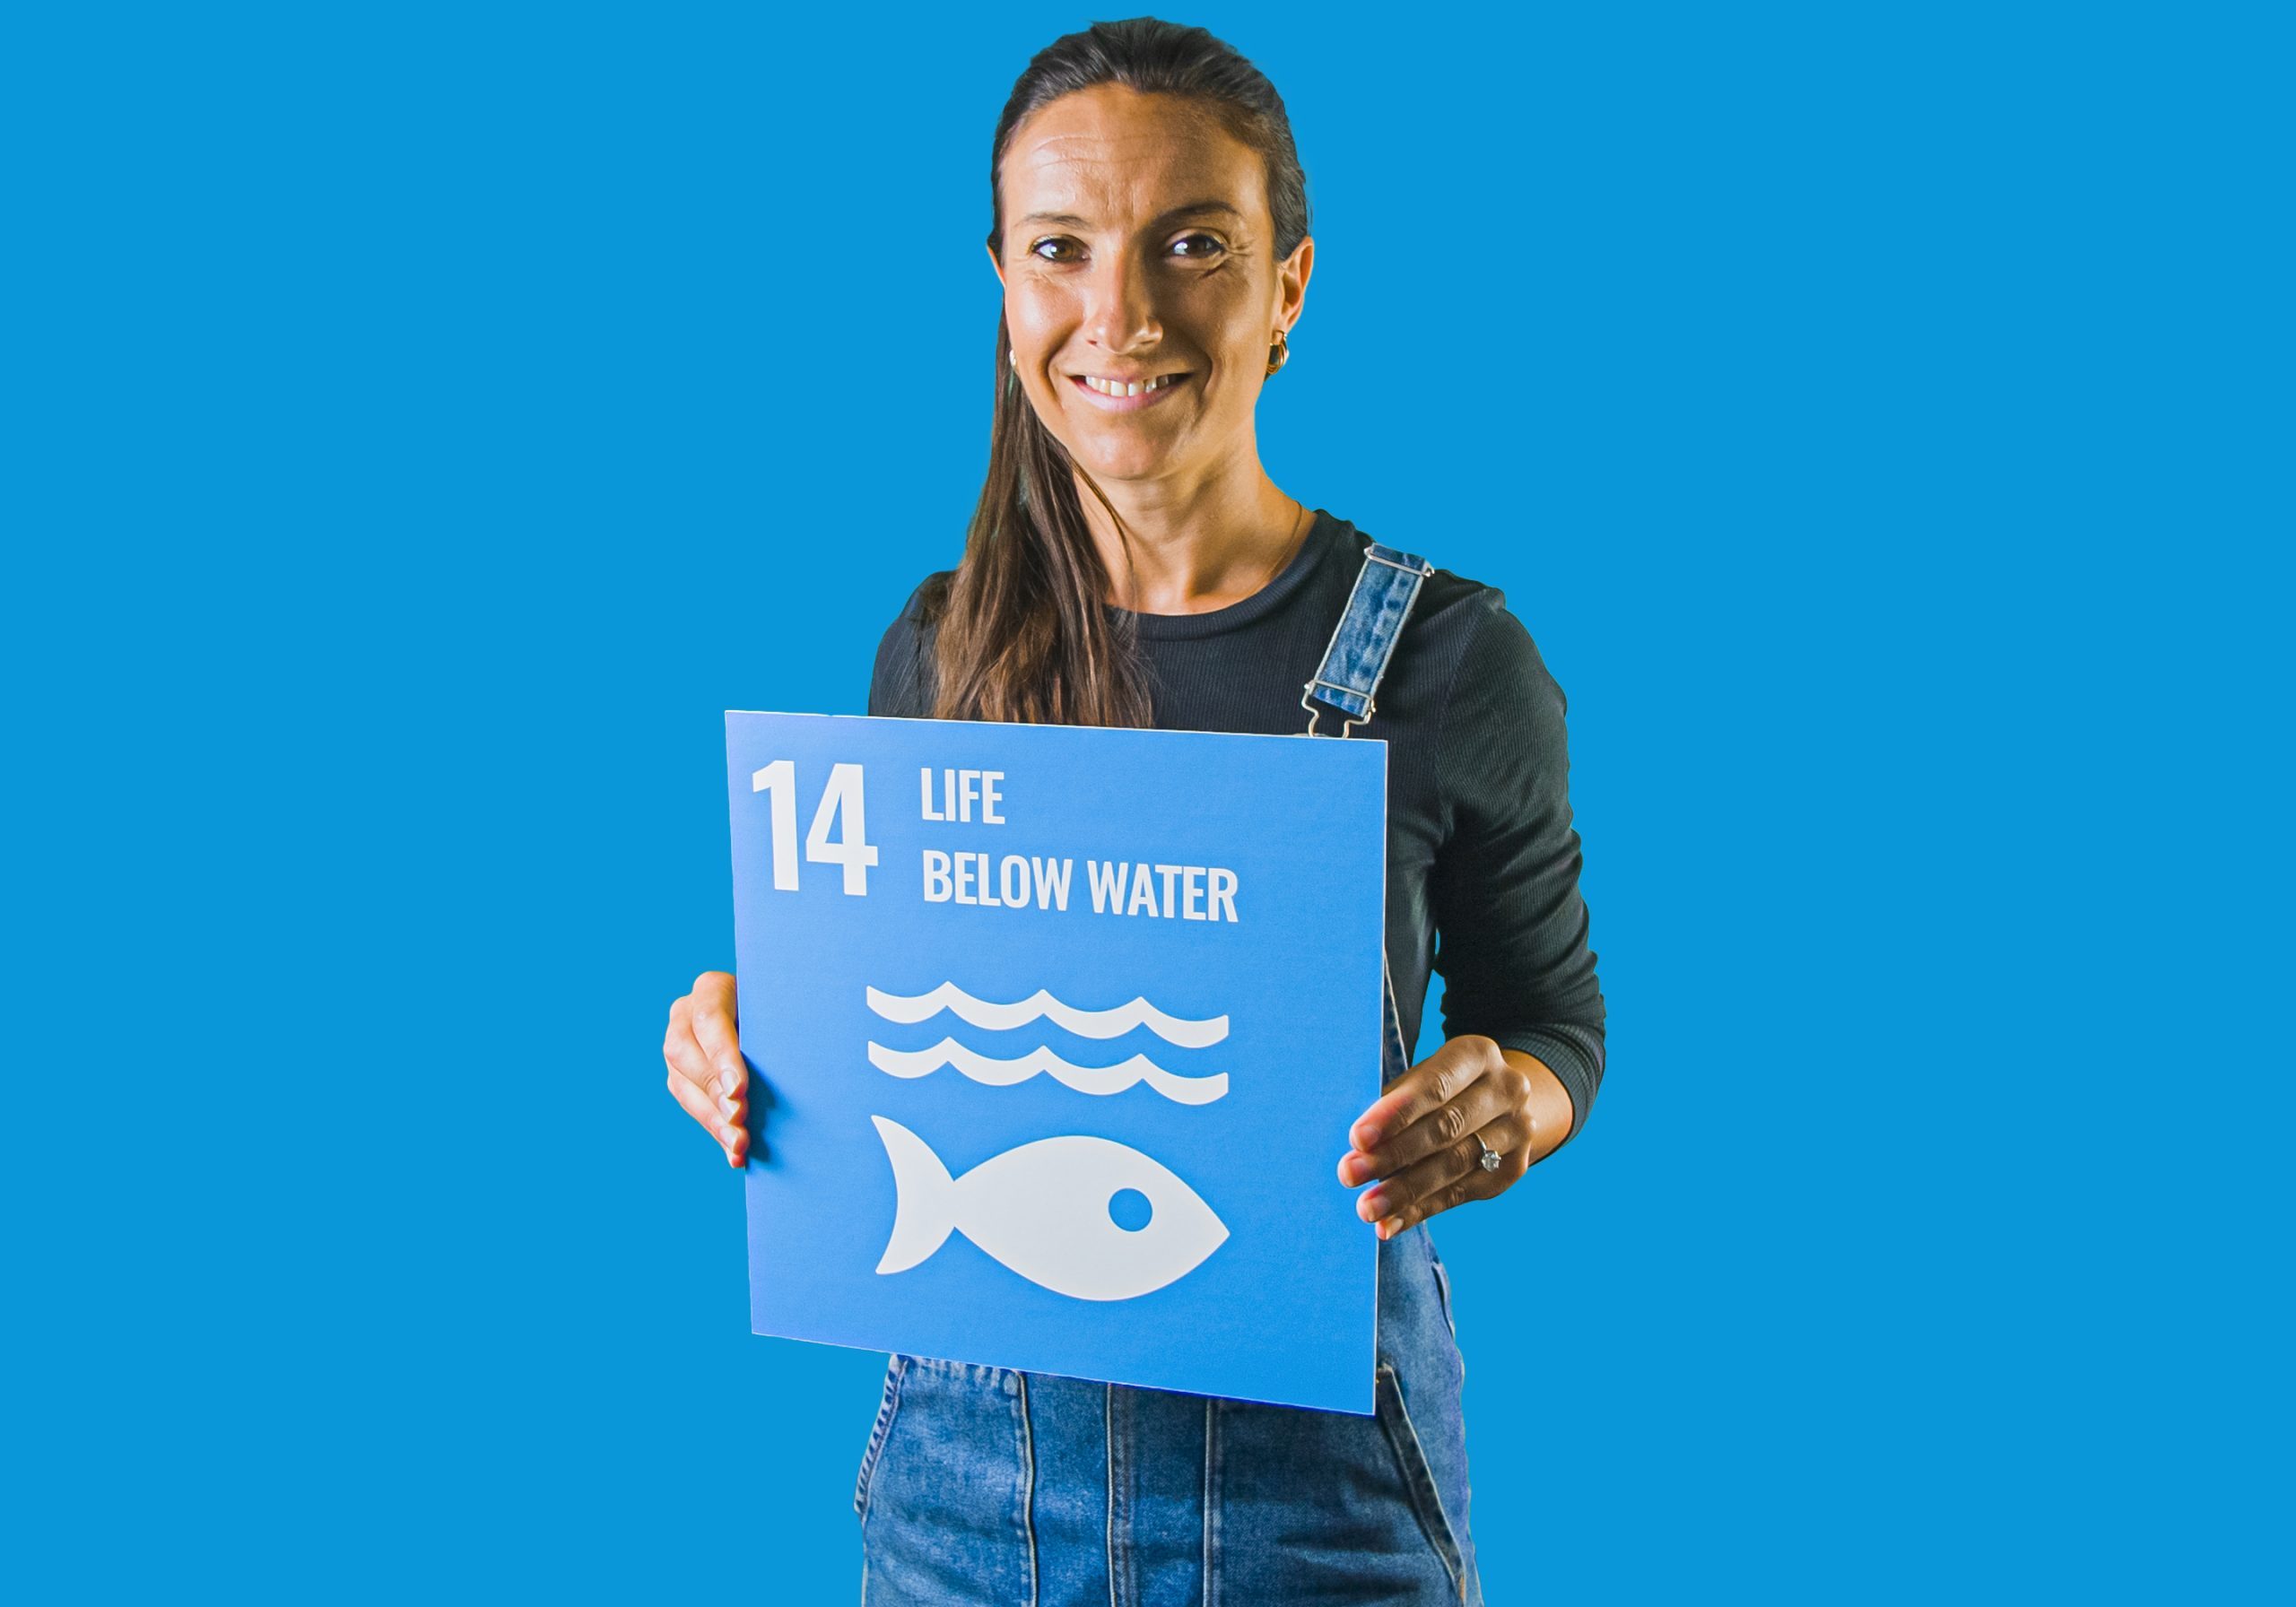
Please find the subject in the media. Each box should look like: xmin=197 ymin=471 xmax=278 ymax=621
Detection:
xmin=854 ymin=545 xmax=1485 ymax=1606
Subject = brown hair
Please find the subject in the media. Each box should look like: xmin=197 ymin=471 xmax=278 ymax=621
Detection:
xmin=919 ymin=16 xmax=1312 ymax=725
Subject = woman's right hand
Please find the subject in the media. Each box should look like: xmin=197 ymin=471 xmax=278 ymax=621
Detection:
xmin=665 ymin=970 xmax=749 ymax=1168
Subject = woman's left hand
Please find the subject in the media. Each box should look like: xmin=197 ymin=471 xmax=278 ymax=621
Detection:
xmin=1337 ymin=1035 xmax=1575 ymax=1238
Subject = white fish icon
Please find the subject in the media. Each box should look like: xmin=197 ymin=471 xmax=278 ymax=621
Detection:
xmin=869 ymin=1116 xmax=1231 ymax=1301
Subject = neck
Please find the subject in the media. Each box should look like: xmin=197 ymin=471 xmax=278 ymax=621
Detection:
xmin=1074 ymin=449 xmax=1305 ymax=615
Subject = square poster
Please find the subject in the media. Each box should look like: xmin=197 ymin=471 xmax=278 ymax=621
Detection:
xmin=726 ymin=709 xmax=1387 ymax=1414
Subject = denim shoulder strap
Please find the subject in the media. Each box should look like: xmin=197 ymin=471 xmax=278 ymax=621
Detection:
xmin=1301 ymin=540 xmax=1435 ymax=1089
xmin=1300 ymin=542 xmax=1437 ymax=737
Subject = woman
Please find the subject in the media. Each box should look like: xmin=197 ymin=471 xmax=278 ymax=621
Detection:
xmin=663 ymin=18 xmax=1604 ymax=1603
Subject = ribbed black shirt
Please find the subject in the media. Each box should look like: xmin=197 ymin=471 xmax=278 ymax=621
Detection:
xmin=866 ymin=508 xmax=1607 ymax=1139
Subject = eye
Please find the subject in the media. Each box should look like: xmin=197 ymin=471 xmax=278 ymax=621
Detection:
xmin=1026 ymin=233 xmax=1227 ymax=264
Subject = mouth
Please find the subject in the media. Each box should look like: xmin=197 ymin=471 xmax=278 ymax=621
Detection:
xmin=1067 ymin=370 xmax=1192 ymax=413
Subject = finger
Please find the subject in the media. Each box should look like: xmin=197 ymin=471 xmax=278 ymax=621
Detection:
xmin=665 ymin=994 xmax=747 ymax=1164
xmin=1356 ymin=1111 xmax=1531 ymax=1232
xmin=1345 ymin=1070 xmax=1517 ymax=1186
xmin=1382 ymin=1170 xmax=1491 ymax=1238
xmin=663 ymin=998 xmax=742 ymax=1114
xmin=687 ymin=986 xmax=747 ymax=1101
xmin=1346 ymin=1038 xmax=1500 ymax=1159
xmin=665 ymin=1051 xmax=749 ymax=1162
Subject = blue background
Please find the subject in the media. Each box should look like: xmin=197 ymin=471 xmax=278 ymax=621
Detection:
xmin=7 ymin=2 xmax=2285 ymax=1601
xmin=726 ymin=713 xmax=1386 ymax=1411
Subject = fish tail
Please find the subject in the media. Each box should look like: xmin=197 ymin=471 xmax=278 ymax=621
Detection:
xmin=870 ymin=1115 xmax=956 ymax=1274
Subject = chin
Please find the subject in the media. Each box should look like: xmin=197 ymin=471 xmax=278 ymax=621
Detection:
xmin=1074 ymin=444 xmax=1179 ymax=482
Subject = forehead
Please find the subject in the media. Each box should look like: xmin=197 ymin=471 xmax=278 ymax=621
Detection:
xmin=1001 ymin=85 xmax=1265 ymax=227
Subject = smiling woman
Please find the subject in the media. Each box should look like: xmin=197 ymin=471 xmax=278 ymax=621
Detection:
xmin=661 ymin=14 xmax=1605 ymax=1605
xmin=930 ymin=26 xmax=1325 ymax=725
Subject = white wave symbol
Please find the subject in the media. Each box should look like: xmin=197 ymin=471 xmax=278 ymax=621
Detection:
xmin=871 ymin=1116 xmax=1229 ymax=1301
xmin=865 ymin=983 xmax=1229 ymax=1047
xmin=866 ymin=1038 xmax=1228 ymax=1106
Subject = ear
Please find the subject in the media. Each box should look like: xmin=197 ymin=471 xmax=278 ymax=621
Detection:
xmin=1275 ymin=234 xmax=1314 ymax=333
xmin=984 ymin=239 xmax=1006 ymax=291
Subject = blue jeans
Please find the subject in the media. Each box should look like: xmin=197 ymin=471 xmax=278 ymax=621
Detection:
xmin=852 ymin=966 xmax=1484 ymax=1604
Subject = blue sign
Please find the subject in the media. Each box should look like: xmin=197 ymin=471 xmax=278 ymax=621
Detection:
xmin=725 ymin=710 xmax=1389 ymax=1414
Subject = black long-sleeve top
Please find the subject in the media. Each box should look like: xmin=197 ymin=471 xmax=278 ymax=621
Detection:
xmin=866 ymin=507 xmax=1607 ymax=1139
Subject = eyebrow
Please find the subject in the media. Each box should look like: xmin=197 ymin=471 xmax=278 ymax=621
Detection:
xmin=1018 ymin=201 xmax=1243 ymax=230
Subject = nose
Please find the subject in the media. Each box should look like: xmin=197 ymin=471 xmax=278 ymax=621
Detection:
xmin=1080 ymin=243 xmax=1163 ymax=357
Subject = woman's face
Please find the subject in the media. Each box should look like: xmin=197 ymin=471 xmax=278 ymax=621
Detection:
xmin=990 ymin=84 xmax=1311 ymax=487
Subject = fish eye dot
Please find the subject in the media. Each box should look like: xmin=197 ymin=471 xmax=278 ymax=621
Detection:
xmin=1108 ymin=1187 xmax=1154 ymax=1232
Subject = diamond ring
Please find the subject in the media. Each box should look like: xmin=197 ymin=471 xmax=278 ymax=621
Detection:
xmin=1474 ymin=1132 xmax=1502 ymax=1172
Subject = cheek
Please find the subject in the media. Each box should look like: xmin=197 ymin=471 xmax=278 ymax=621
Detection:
xmin=1004 ymin=282 xmax=1072 ymax=351
xmin=1201 ymin=300 xmax=1275 ymax=375
xmin=1201 ymin=331 xmax=1272 ymax=396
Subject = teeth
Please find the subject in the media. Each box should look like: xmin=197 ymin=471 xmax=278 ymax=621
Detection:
xmin=1083 ymin=373 xmax=1179 ymax=396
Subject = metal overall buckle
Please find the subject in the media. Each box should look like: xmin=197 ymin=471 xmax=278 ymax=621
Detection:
xmin=1300 ymin=683 xmax=1372 ymax=738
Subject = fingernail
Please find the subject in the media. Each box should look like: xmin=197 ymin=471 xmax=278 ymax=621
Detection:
xmin=726 ymin=1146 xmax=742 ymax=1168
xmin=1378 ymin=1216 xmax=1401 ymax=1239
xmin=1354 ymin=1123 xmax=1382 ymax=1149
xmin=717 ymin=1094 xmax=737 ymax=1119
xmin=721 ymin=1124 xmax=744 ymax=1146
xmin=1359 ymin=1190 xmax=1387 ymax=1221
xmin=717 ymin=1063 xmax=741 ymax=1098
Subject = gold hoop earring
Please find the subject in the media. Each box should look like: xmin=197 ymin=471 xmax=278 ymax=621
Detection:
xmin=1265 ymin=329 xmax=1290 ymax=378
